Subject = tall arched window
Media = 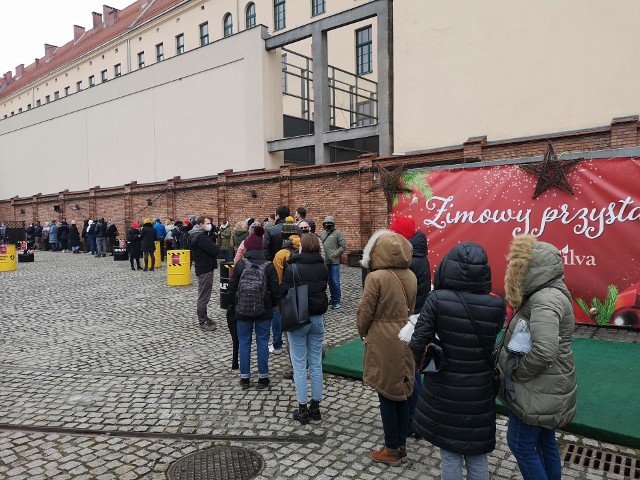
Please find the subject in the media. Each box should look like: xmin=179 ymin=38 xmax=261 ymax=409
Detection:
xmin=223 ymin=13 xmax=233 ymax=37
xmin=246 ymin=3 xmax=256 ymax=29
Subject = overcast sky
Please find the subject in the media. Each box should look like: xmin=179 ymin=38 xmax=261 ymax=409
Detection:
xmin=0 ymin=0 xmax=133 ymax=75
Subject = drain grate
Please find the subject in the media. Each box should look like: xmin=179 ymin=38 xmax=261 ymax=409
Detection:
xmin=562 ymin=443 xmax=640 ymax=479
xmin=166 ymin=446 xmax=264 ymax=480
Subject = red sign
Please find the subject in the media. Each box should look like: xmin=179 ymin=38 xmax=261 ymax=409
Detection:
xmin=171 ymin=253 xmax=181 ymax=265
xmin=392 ymin=157 xmax=640 ymax=329
xmin=0 ymin=245 xmax=6 ymax=254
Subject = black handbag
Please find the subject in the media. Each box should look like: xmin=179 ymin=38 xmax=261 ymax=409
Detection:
xmin=280 ymin=264 xmax=311 ymax=332
xmin=419 ymin=336 xmax=447 ymax=374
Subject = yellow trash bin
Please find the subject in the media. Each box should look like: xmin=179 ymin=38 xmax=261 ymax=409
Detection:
xmin=167 ymin=249 xmax=191 ymax=286
xmin=154 ymin=240 xmax=162 ymax=268
xmin=0 ymin=244 xmax=17 ymax=272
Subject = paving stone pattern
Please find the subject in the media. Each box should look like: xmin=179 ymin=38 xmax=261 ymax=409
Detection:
xmin=0 ymin=252 xmax=635 ymax=479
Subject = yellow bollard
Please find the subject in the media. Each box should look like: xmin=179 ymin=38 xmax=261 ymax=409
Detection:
xmin=154 ymin=240 xmax=162 ymax=268
xmin=0 ymin=244 xmax=17 ymax=272
xmin=167 ymin=250 xmax=191 ymax=286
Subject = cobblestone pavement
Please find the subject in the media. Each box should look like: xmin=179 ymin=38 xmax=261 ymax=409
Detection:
xmin=1 ymin=252 xmax=638 ymax=479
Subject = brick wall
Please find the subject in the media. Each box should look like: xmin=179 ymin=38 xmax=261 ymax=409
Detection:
xmin=1 ymin=115 xmax=638 ymax=257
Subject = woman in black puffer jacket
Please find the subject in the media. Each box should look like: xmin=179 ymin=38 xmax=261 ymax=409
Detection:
xmin=410 ymin=242 xmax=504 ymax=480
xmin=280 ymin=233 xmax=329 ymax=425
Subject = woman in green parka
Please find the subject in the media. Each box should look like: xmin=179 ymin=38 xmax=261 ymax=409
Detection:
xmin=498 ymin=235 xmax=577 ymax=480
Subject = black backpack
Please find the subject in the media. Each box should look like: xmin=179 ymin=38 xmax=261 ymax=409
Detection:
xmin=181 ymin=230 xmax=194 ymax=250
xmin=235 ymin=260 xmax=269 ymax=318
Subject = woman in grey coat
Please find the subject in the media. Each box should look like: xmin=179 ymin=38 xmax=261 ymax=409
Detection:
xmin=498 ymin=235 xmax=577 ymax=480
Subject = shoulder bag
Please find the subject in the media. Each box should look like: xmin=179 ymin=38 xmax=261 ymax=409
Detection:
xmin=280 ymin=264 xmax=311 ymax=332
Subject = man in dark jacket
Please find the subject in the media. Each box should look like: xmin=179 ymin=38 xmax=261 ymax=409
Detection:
xmin=262 ymin=205 xmax=290 ymax=261
xmin=190 ymin=216 xmax=219 ymax=330
xmin=139 ymin=218 xmax=157 ymax=270
xmin=410 ymin=242 xmax=505 ymax=479
xmin=95 ymin=218 xmax=108 ymax=257
xmin=228 ymin=226 xmax=279 ymax=389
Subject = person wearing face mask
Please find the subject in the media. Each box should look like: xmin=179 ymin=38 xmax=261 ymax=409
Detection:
xmin=320 ymin=216 xmax=346 ymax=309
xmin=189 ymin=216 xmax=220 ymax=331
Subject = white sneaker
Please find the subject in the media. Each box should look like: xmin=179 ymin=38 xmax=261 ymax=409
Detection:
xmin=269 ymin=346 xmax=283 ymax=355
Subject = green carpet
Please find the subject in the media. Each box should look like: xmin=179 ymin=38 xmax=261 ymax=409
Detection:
xmin=322 ymin=337 xmax=640 ymax=448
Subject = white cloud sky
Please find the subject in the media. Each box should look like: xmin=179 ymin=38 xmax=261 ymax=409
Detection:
xmin=0 ymin=0 xmax=133 ymax=75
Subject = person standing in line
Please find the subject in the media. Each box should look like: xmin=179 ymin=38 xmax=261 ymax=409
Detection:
xmin=262 ymin=206 xmax=290 ymax=261
xmin=154 ymin=218 xmax=167 ymax=261
xmin=231 ymin=220 xmax=248 ymax=259
xmin=234 ymin=221 xmax=260 ymax=265
xmin=410 ymin=243 xmax=505 ymax=480
xmin=219 ymin=219 xmax=233 ymax=262
xmin=42 ymin=222 xmax=50 ymax=251
xmin=189 ymin=216 xmax=220 ymax=330
xmin=280 ymin=233 xmax=329 ymax=424
xmin=25 ymin=223 xmax=35 ymax=249
xmin=128 ymin=221 xmax=142 ymax=270
xmin=139 ymin=218 xmax=156 ymax=271
xmin=58 ymin=220 xmax=70 ymax=253
xmin=49 ymin=220 xmax=59 ymax=252
xmin=33 ymin=222 xmax=43 ymax=250
xmin=228 ymin=225 xmax=279 ymax=389
xmin=69 ymin=220 xmax=81 ymax=253
xmin=86 ymin=220 xmax=96 ymax=255
xmin=357 ymin=230 xmax=417 ymax=466
xmin=107 ymin=220 xmax=119 ymax=255
xmin=95 ymin=218 xmax=108 ymax=257
xmin=321 ymin=216 xmax=346 ymax=309
xmin=81 ymin=220 xmax=88 ymax=252
xmin=498 ymin=235 xmax=577 ymax=480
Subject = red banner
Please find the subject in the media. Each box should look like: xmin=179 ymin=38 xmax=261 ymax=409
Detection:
xmin=392 ymin=157 xmax=640 ymax=329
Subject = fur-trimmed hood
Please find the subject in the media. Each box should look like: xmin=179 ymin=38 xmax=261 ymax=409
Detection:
xmin=360 ymin=229 xmax=412 ymax=271
xmin=504 ymin=235 xmax=565 ymax=308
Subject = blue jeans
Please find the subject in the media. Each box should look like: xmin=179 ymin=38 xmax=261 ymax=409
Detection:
xmin=287 ymin=315 xmax=324 ymax=404
xmin=328 ymin=264 xmax=341 ymax=304
xmin=237 ymin=319 xmax=270 ymax=379
xmin=271 ymin=308 xmax=283 ymax=350
xmin=440 ymin=449 xmax=488 ymax=480
xmin=378 ymin=394 xmax=408 ymax=450
xmin=223 ymin=249 xmax=233 ymax=262
xmin=507 ymin=411 xmax=562 ymax=480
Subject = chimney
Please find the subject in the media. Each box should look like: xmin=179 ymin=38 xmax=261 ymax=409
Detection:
xmin=35 ymin=58 xmax=40 ymax=69
xmin=92 ymin=11 xmax=103 ymax=28
xmin=44 ymin=44 xmax=57 ymax=61
xmin=3 ymin=71 xmax=12 ymax=83
xmin=15 ymin=64 xmax=24 ymax=78
xmin=103 ymin=5 xmax=120 ymax=24
xmin=73 ymin=25 xmax=86 ymax=41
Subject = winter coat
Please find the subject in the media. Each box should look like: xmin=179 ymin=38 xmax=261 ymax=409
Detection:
xmin=154 ymin=222 xmax=167 ymax=240
xmin=58 ymin=223 xmax=69 ymax=240
xmin=409 ymin=230 xmax=431 ymax=313
xmin=280 ymin=252 xmax=329 ymax=316
xmin=262 ymin=218 xmax=286 ymax=261
xmin=190 ymin=225 xmax=220 ymax=276
xmin=232 ymin=229 xmax=248 ymax=249
xmin=25 ymin=226 xmax=35 ymax=242
xmin=498 ymin=236 xmax=577 ymax=429
xmin=107 ymin=223 xmax=118 ymax=240
xmin=139 ymin=223 xmax=156 ymax=252
xmin=128 ymin=228 xmax=141 ymax=255
xmin=69 ymin=225 xmax=81 ymax=247
xmin=321 ymin=223 xmax=346 ymax=265
xmin=95 ymin=221 xmax=107 ymax=238
xmin=273 ymin=235 xmax=300 ymax=281
xmin=357 ymin=230 xmax=417 ymax=401
xmin=48 ymin=224 xmax=58 ymax=244
xmin=34 ymin=225 xmax=43 ymax=238
xmin=42 ymin=225 xmax=50 ymax=241
xmin=410 ymin=242 xmax=505 ymax=456
xmin=219 ymin=224 xmax=232 ymax=251
xmin=228 ymin=250 xmax=280 ymax=321
xmin=87 ymin=221 xmax=96 ymax=237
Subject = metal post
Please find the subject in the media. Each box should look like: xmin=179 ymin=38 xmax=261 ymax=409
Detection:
xmin=312 ymin=27 xmax=330 ymax=164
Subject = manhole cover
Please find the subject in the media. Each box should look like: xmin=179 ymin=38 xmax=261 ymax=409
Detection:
xmin=562 ymin=443 xmax=640 ymax=479
xmin=166 ymin=446 xmax=264 ymax=480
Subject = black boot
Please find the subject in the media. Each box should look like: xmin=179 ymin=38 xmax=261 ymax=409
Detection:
xmin=293 ymin=403 xmax=309 ymax=425
xmin=309 ymin=400 xmax=321 ymax=421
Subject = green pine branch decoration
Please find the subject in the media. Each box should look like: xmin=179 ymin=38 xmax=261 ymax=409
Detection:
xmin=396 ymin=172 xmax=433 ymax=205
xmin=576 ymin=285 xmax=619 ymax=326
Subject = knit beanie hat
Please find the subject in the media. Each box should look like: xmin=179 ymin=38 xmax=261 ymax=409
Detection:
xmin=389 ymin=216 xmax=416 ymax=240
xmin=281 ymin=216 xmax=297 ymax=235
xmin=244 ymin=225 xmax=265 ymax=251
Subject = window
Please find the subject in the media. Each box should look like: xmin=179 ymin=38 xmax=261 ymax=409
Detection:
xmin=274 ymin=0 xmax=286 ymax=30
xmin=114 ymin=63 xmax=122 ymax=77
xmin=223 ymin=14 xmax=233 ymax=37
xmin=27 ymin=104 xmax=31 ymax=110
xmin=45 ymin=95 xmax=50 ymax=103
xmin=18 ymin=107 xmax=22 ymax=113
xmin=64 ymin=86 xmax=70 ymax=96
xmin=281 ymin=53 xmax=288 ymax=93
xmin=76 ymin=81 xmax=83 ymax=92
xmin=89 ymin=75 xmax=95 ymax=87
xmin=199 ymin=22 xmax=209 ymax=46
xmin=176 ymin=34 xmax=184 ymax=54
xmin=355 ymin=99 xmax=374 ymax=127
xmin=156 ymin=43 xmax=164 ymax=62
xmin=101 ymin=70 xmax=108 ymax=82
xmin=356 ymin=26 xmax=372 ymax=75
xmin=54 ymin=91 xmax=59 ymax=100
xmin=36 ymin=100 xmax=41 ymax=107
xmin=311 ymin=0 xmax=325 ymax=16
xmin=246 ymin=3 xmax=256 ymax=28
xmin=137 ymin=51 xmax=145 ymax=68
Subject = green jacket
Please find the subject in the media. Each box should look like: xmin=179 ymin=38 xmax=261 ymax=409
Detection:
xmin=220 ymin=225 xmax=232 ymax=251
xmin=321 ymin=227 xmax=346 ymax=265
xmin=498 ymin=236 xmax=577 ymax=429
